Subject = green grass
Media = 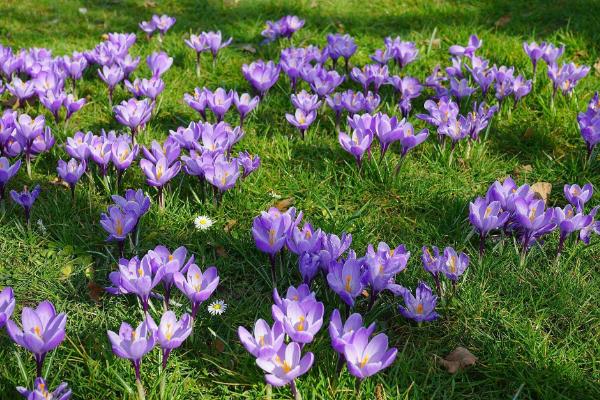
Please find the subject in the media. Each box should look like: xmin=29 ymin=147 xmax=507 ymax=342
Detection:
xmin=0 ymin=0 xmax=599 ymax=398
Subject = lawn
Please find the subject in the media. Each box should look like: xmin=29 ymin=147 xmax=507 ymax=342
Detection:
xmin=0 ymin=0 xmax=599 ymax=399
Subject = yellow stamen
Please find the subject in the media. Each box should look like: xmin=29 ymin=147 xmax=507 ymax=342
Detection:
xmin=449 ymin=256 xmax=457 ymax=273
xmin=138 ymin=267 xmax=144 ymax=277
xmin=416 ymin=303 xmax=424 ymax=314
xmin=168 ymin=255 xmax=174 ymax=261
xmin=297 ymin=316 xmax=305 ymax=331
xmin=34 ymin=326 xmax=41 ymax=337
xmin=484 ymin=206 xmax=492 ymax=218
xmin=282 ymin=361 xmax=292 ymax=373
xmin=115 ymin=218 xmax=123 ymax=236
xmin=259 ymin=335 xmax=265 ymax=346
xmin=268 ymin=229 xmax=276 ymax=246
xmin=345 ymin=275 xmax=352 ymax=292
xmin=359 ymin=355 xmax=369 ymax=368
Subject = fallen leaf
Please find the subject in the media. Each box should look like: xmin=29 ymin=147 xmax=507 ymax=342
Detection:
xmin=594 ymin=59 xmax=600 ymax=76
xmin=215 ymin=245 xmax=227 ymax=258
xmin=523 ymin=127 xmax=534 ymax=139
xmin=531 ymin=182 xmax=552 ymax=202
xmin=87 ymin=282 xmax=104 ymax=303
xmin=274 ymin=197 xmax=294 ymax=212
xmin=573 ymin=49 xmax=588 ymax=60
xmin=375 ymin=383 xmax=385 ymax=400
xmin=49 ymin=177 xmax=70 ymax=189
xmin=495 ymin=14 xmax=511 ymax=28
xmin=143 ymin=0 xmax=156 ymax=7
xmin=213 ymin=338 xmax=225 ymax=353
xmin=513 ymin=164 xmax=533 ymax=177
xmin=239 ymin=44 xmax=256 ymax=54
xmin=361 ymin=290 xmax=370 ymax=298
xmin=438 ymin=347 xmax=478 ymax=374
xmin=224 ymin=219 xmax=237 ymax=233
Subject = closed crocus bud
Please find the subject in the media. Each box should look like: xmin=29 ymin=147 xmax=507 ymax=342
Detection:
xmin=442 ymin=247 xmax=469 ymax=282
xmin=0 ymin=286 xmax=16 ymax=329
xmin=57 ymin=158 xmax=86 ymax=191
xmin=0 ymin=157 xmax=21 ymax=200
xmin=10 ymin=185 xmax=41 ymax=224
xmin=242 ymin=60 xmax=280 ymax=97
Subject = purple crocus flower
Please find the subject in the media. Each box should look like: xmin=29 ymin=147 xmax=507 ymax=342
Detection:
xmin=99 ymin=205 xmax=138 ymax=248
xmin=343 ymin=328 xmax=397 ymax=379
xmin=201 ymin=31 xmax=232 ymax=60
xmin=340 ymin=90 xmax=364 ymax=115
xmin=262 ymin=16 xmax=305 ymax=42
xmin=564 ymin=183 xmax=593 ymax=213
xmin=318 ymin=232 xmax=352 ymax=272
xmin=370 ymin=48 xmax=392 ymax=65
xmin=398 ymin=123 xmax=428 ymax=160
xmin=7 ymin=77 xmax=35 ymax=102
xmin=106 ymin=255 xmax=165 ymax=312
xmin=273 ymin=283 xmax=316 ymax=310
xmin=0 ymin=157 xmax=21 ymax=200
xmin=449 ymin=34 xmax=481 ymax=58
xmin=39 ymin=90 xmax=66 ymax=122
xmin=373 ymin=113 xmax=403 ymax=158
xmin=286 ymin=108 xmax=316 ymax=140
xmin=112 ymin=189 xmax=151 ymax=220
xmin=111 ymin=138 xmax=139 ymax=179
xmin=272 ymin=299 xmax=324 ymax=344
xmin=514 ymin=198 xmax=556 ymax=250
xmin=61 ymin=52 xmax=88 ymax=81
xmin=16 ymin=377 xmax=71 ymax=400
xmin=287 ymin=220 xmax=322 ymax=255
xmin=107 ymin=316 xmax=156 ymax=382
xmin=10 ymin=185 xmax=41 ymax=224
xmin=327 ymin=253 xmax=365 ymax=307
xmin=326 ymin=34 xmax=357 ymax=70
xmin=0 ymin=286 xmax=16 ymax=329
xmin=7 ymin=300 xmax=66 ymax=377
xmin=298 ymin=253 xmax=321 ymax=285
xmin=309 ymin=68 xmax=344 ymax=97
xmin=207 ymin=88 xmax=234 ymax=121
xmin=512 ymin=75 xmax=532 ymax=105
xmin=203 ymin=155 xmax=240 ymax=193
xmin=57 ymin=158 xmax=86 ymax=199
xmin=152 ymin=14 xmax=176 ymax=39
xmin=125 ymin=78 xmax=165 ymax=100
xmin=142 ymin=138 xmax=181 ymax=166
xmin=66 ymin=131 xmax=93 ymax=161
xmin=64 ymin=94 xmax=86 ymax=120
xmin=147 ymin=245 xmax=194 ymax=307
xmin=421 ymin=246 xmax=444 ymax=295
xmin=242 ymin=60 xmax=280 ymax=97
xmin=326 ymin=92 xmax=344 ymax=127
xmin=542 ymin=43 xmax=564 ymax=65
xmin=98 ymin=64 xmax=124 ymax=103
xmin=147 ymin=51 xmax=173 ymax=78
xmin=469 ymin=197 xmax=510 ymax=255
xmin=157 ymin=311 xmax=192 ymax=369
xmin=398 ymin=282 xmax=439 ymax=322
xmin=553 ymin=204 xmax=593 ymax=254
xmin=329 ymin=309 xmax=376 ymax=355
xmin=185 ymin=34 xmax=210 ymax=76
xmin=139 ymin=19 xmax=156 ymax=39
xmin=114 ymin=98 xmax=154 ymax=141
xmin=280 ymin=47 xmax=307 ymax=90
xmin=364 ymin=91 xmax=381 ymax=113
xmin=523 ymin=41 xmax=545 ymax=79
xmin=238 ymin=319 xmax=285 ymax=358
xmin=173 ymin=263 xmax=219 ymax=319
xmin=184 ymin=87 xmax=210 ymax=120
xmin=450 ymin=77 xmax=476 ymax=99
xmin=255 ymin=342 xmax=314 ymax=391
xmin=237 ymin=151 xmax=260 ymax=178
xmin=291 ymin=90 xmax=321 ymax=113
xmin=364 ymin=242 xmax=410 ymax=302
xmin=442 ymin=247 xmax=470 ymax=283
xmin=233 ymin=92 xmax=259 ymax=125
xmin=140 ymin=157 xmax=181 ymax=208
xmin=417 ymin=97 xmax=459 ymax=128
xmin=338 ymin=128 xmax=373 ymax=169
xmin=385 ymin=37 xmax=418 ymax=68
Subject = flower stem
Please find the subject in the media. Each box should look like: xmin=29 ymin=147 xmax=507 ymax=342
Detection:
xmin=136 ymin=378 xmax=146 ymax=400
xmin=269 ymin=253 xmax=277 ymax=288
xmin=290 ymin=379 xmax=302 ymax=400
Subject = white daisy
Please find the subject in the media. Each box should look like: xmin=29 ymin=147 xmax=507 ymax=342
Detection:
xmin=194 ymin=215 xmax=214 ymax=231
xmin=207 ymin=300 xmax=227 ymax=315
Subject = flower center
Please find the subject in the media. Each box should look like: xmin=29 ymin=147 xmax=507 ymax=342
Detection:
xmin=449 ymin=256 xmax=457 ymax=273
xmin=345 ymin=275 xmax=352 ymax=292
xmin=416 ymin=303 xmax=424 ymax=314
xmin=484 ymin=206 xmax=492 ymax=218
xmin=359 ymin=355 xmax=369 ymax=368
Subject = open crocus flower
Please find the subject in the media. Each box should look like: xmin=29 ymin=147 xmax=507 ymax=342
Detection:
xmin=140 ymin=156 xmax=181 ymax=208
xmin=173 ymin=264 xmax=219 ymax=319
xmin=0 ymin=286 xmax=15 ymax=329
xmin=157 ymin=311 xmax=192 ymax=369
xmin=327 ymin=253 xmax=365 ymax=307
xmin=442 ymin=247 xmax=470 ymax=283
xmin=343 ymin=328 xmax=397 ymax=379
xmin=514 ymin=198 xmax=556 ymax=250
xmin=318 ymin=232 xmax=352 ymax=272
xmin=449 ymin=34 xmax=481 ymax=58
xmin=147 ymin=245 xmax=194 ymax=307
xmin=0 ymin=157 xmax=21 ymax=200
xmin=398 ymin=282 xmax=439 ymax=323
xmin=112 ymin=189 xmax=151 ymax=220
xmin=10 ymin=185 xmax=41 ymax=224
xmin=272 ymin=299 xmax=324 ymax=344
xmin=233 ymin=92 xmax=259 ymax=126
xmin=147 ymin=51 xmax=173 ymax=78
xmin=57 ymin=158 xmax=86 ymax=200
xmin=203 ymin=155 xmax=240 ymax=193
xmin=106 ymin=255 xmax=165 ymax=312
xmin=329 ymin=309 xmax=376 ymax=355
xmin=286 ymin=108 xmax=316 ymax=140
xmin=553 ymin=205 xmax=593 ymax=254
xmin=273 ymin=284 xmax=317 ymax=313
xmin=242 ymin=60 xmax=280 ymax=97
xmin=398 ymin=123 xmax=428 ymax=160
xmin=252 ymin=207 xmax=295 ymax=283
xmin=7 ymin=300 xmax=67 ymax=377
xmin=256 ymin=342 xmax=314 ymax=389
xmin=114 ymin=98 xmax=154 ymax=141
xmin=338 ymin=128 xmax=373 ymax=169
xmin=564 ymin=183 xmax=593 ymax=213
xmin=142 ymin=138 xmax=181 ymax=166
xmin=107 ymin=316 xmax=156 ymax=382
xmin=238 ymin=319 xmax=285 ymax=359
xmin=98 ymin=64 xmax=124 ymax=103
xmin=238 ymin=151 xmax=261 ymax=178
xmin=207 ymin=88 xmax=234 ymax=122
xmin=201 ymin=31 xmax=232 ymax=60
xmin=364 ymin=242 xmax=410 ymax=304
xmin=291 ymin=90 xmax=321 ymax=113
xmin=421 ymin=246 xmax=444 ymax=295
xmin=469 ymin=197 xmax=510 ymax=255
xmin=286 ymin=221 xmax=323 ymax=255
xmin=99 ymin=205 xmax=138 ymax=254
xmin=17 ymin=377 xmax=71 ymax=400
xmin=152 ymin=14 xmax=176 ymax=39
xmin=183 ymin=88 xmax=210 ymax=120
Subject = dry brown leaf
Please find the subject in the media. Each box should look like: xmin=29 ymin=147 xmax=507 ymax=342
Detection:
xmin=523 ymin=127 xmax=534 ymax=139
xmin=274 ymin=197 xmax=294 ymax=212
xmin=594 ymin=59 xmax=600 ymax=76
xmin=438 ymin=347 xmax=478 ymax=374
xmin=224 ymin=219 xmax=237 ymax=233
xmin=495 ymin=14 xmax=511 ymax=28
xmin=50 ymin=177 xmax=71 ymax=189
xmin=143 ymin=0 xmax=156 ymax=8
xmin=361 ymin=290 xmax=370 ymax=298
xmin=87 ymin=282 xmax=104 ymax=303
xmin=375 ymin=383 xmax=385 ymax=400
xmin=573 ymin=49 xmax=588 ymax=60
xmin=513 ymin=164 xmax=533 ymax=177
xmin=531 ymin=182 xmax=552 ymax=202
xmin=213 ymin=338 xmax=225 ymax=353
xmin=215 ymin=245 xmax=227 ymax=258
xmin=239 ymin=44 xmax=256 ymax=54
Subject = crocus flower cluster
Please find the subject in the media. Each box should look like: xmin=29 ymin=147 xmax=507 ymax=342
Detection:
xmin=242 ymin=60 xmax=281 ymax=97
xmin=577 ymin=92 xmax=600 ymax=158
xmin=139 ymin=14 xmax=176 ymax=41
xmin=184 ymin=87 xmax=260 ymax=125
xmin=140 ymin=137 xmax=181 ymax=208
xmin=262 ymin=15 xmax=305 ymax=43
xmin=185 ymin=31 xmax=232 ymax=76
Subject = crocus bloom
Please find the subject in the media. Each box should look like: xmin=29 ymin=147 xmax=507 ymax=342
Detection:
xmin=0 ymin=286 xmax=15 ymax=329
xmin=523 ymin=41 xmax=545 ymax=77
xmin=255 ymin=342 xmax=314 ymax=388
xmin=343 ymin=328 xmax=397 ymax=379
xmin=112 ymin=189 xmax=151 ymax=220
xmin=0 ymin=157 xmax=21 ymax=200
xmin=261 ymin=15 xmax=305 ymax=42
xmin=252 ymin=207 xmax=294 ymax=255
xmin=107 ymin=316 xmax=156 ymax=380
xmin=298 ymin=253 xmax=321 ymax=285
xmin=39 ymin=90 xmax=66 ymax=122
xmin=514 ymin=198 xmax=556 ymax=250
xmin=64 ymin=94 xmax=86 ymax=120
xmin=100 ymin=205 xmax=138 ymax=243
xmin=139 ymin=19 xmax=156 ymax=38
xmin=140 ymin=156 xmax=181 ymax=188
xmin=327 ymin=253 xmax=365 ymax=307
xmin=287 ymin=221 xmax=322 ymax=255
xmin=242 ymin=60 xmax=280 ymax=97
xmin=157 ymin=311 xmax=192 ymax=369
xmin=442 ymin=247 xmax=470 ymax=282
xmin=385 ymin=37 xmax=418 ymax=68
xmin=125 ymin=77 xmax=165 ymax=100
xmin=203 ymin=155 xmax=240 ymax=192
xmin=184 ymin=87 xmax=210 ymax=120
xmin=207 ymin=88 xmax=234 ymax=121
xmin=98 ymin=64 xmax=124 ymax=101
xmin=329 ymin=309 xmax=376 ymax=354
xmin=152 ymin=14 xmax=176 ymax=38
xmin=114 ymin=98 xmax=154 ymax=140
xmin=173 ymin=264 xmax=219 ymax=319
xmin=449 ymin=34 xmax=481 ymax=58
xmin=450 ymin=77 xmax=476 ymax=99
xmin=553 ymin=204 xmax=593 ymax=254
xmin=147 ymin=245 xmax=194 ymax=306
xmin=238 ymin=319 xmax=285 ymax=358
xmin=238 ymin=151 xmax=261 ymax=178
xmin=56 ymin=158 xmax=86 ymax=198
xmin=7 ymin=300 xmax=66 ymax=377
xmin=106 ymin=255 xmax=165 ymax=311
xmin=291 ymin=90 xmax=321 ymax=113
xmin=7 ymin=77 xmax=35 ymax=101
xmin=272 ymin=299 xmax=324 ymax=344
xmin=542 ymin=43 xmax=564 ymax=65
xmin=201 ymin=31 xmax=233 ymax=60
xmin=326 ymin=33 xmax=357 ymax=69
xmin=398 ymin=282 xmax=439 ymax=322
xmin=469 ymin=197 xmax=510 ymax=255
xmin=421 ymin=246 xmax=444 ymax=295
xmin=319 ymin=232 xmax=352 ymax=271
xmin=564 ymin=183 xmax=593 ymax=213
xmin=273 ymin=284 xmax=317 ymax=311
xmin=286 ymin=108 xmax=316 ymax=140
xmin=10 ymin=185 xmax=41 ymax=223
xmin=147 ymin=51 xmax=173 ymax=78
xmin=512 ymin=75 xmax=532 ymax=104
xmin=16 ymin=377 xmax=71 ymax=400
xmin=364 ymin=242 xmax=410 ymax=297
xmin=233 ymin=92 xmax=259 ymax=125
xmin=398 ymin=124 xmax=428 ymax=159
xmin=338 ymin=128 xmax=373 ymax=169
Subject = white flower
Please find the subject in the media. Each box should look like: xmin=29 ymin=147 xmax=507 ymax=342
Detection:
xmin=194 ymin=215 xmax=214 ymax=231
xmin=207 ymin=300 xmax=227 ymax=315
